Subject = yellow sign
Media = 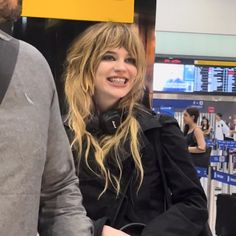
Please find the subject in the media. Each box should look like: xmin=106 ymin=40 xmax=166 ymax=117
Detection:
xmin=22 ymin=0 xmax=134 ymax=23
xmin=195 ymin=60 xmax=236 ymax=67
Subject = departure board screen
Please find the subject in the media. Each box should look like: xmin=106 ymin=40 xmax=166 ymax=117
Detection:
xmin=153 ymin=58 xmax=236 ymax=94
xmin=194 ymin=66 xmax=236 ymax=92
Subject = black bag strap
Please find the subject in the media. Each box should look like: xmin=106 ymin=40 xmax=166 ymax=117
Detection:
xmin=110 ymin=168 xmax=135 ymax=226
xmin=0 ymin=30 xmax=19 ymax=104
xmin=141 ymin=114 xmax=172 ymax=209
xmin=148 ymin=119 xmax=172 ymax=210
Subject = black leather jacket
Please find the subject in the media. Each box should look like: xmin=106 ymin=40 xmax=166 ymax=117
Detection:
xmin=65 ymin=108 xmax=208 ymax=236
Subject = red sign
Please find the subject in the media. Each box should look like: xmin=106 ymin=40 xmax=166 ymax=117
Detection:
xmin=208 ymin=106 xmax=215 ymax=113
xmin=163 ymin=59 xmax=182 ymax=64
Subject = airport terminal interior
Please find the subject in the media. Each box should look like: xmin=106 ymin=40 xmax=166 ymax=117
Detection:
xmin=1 ymin=0 xmax=236 ymax=235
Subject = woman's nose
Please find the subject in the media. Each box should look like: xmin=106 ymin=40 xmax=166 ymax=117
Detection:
xmin=113 ymin=60 xmax=127 ymax=72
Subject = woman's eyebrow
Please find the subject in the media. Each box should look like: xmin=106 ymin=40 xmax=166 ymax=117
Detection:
xmin=105 ymin=50 xmax=132 ymax=57
xmin=105 ymin=51 xmax=116 ymax=54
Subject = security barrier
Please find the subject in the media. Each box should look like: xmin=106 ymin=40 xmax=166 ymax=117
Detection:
xmin=195 ymin=140 xmax=236 ymax=235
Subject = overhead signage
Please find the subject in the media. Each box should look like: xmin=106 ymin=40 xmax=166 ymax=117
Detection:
xmin=22 ymin=0 xmax=134 ymax=23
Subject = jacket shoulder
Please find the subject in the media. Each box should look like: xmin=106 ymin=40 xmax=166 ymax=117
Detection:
xmin=135 ymin=106 xmax=178 ymax=131
xmin=159 ymin=114 xmax=178 ymax=126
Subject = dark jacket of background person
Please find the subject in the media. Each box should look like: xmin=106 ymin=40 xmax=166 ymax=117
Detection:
xmin=0 ymin=30 xmax=93 ymax=236
xmin=65 ymin=107 xmax=208 ymax=236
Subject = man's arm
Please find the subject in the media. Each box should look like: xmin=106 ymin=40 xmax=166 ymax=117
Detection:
xmin=38 ymin=88 xmax=93 ymax=236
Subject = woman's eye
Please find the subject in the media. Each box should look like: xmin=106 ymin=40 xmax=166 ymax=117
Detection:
xmin=101 ymin=54 xmax=115 ymax=61
xmin=125 ymin=58 xmax=136 ymax=65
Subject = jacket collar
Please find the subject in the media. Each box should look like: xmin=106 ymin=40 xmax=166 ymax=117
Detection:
xmin=63 ymin=107 xmax=163 ymax=133
xmin=0 ymin=29 xmax=11 ymax=41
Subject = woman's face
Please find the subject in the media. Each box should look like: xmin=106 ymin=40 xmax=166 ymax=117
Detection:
xmin=215 ymin=115 xmax=221 ymax=121
xmin=93 ymin=47 xmax=137 ymax=111
xmin=183 ymin=110 xmax=194 ymax=124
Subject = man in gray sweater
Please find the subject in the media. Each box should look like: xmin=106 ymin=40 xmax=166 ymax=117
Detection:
xmin=0 ymin=0 xmax=93 ymax=235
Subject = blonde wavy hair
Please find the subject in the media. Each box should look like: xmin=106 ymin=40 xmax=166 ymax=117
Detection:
xmin=64 ymin=22 xmax=146 ymax=197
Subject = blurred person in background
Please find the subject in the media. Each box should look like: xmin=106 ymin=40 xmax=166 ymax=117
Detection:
xmin=214 ymin=113 xmax=230 ymax=141
xmin=183 ymin=107 xmax=206 ymax=154
xmin=201 ymin=116 xmax=212 ymax=139
xmin=229 ymin=114 xmax=236 ymax=141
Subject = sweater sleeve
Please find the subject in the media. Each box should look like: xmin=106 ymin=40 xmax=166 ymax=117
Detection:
xmin=141 ymin=116 xmax=209 ymax=236
xmin=38 ymin=86 xmax=93 ymax=236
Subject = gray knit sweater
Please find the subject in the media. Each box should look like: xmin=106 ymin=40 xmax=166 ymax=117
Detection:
xmin=0 ymin=30 xmax=93 ymax=236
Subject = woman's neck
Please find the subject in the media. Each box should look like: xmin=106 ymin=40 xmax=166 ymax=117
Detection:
xmin=188 ymin=123 xmax=197 ymax=132
xmin=93 ymin=97 xmax=119 ymax=114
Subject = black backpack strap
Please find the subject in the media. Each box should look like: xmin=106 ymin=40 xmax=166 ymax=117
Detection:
xmin=144 ymin=115 xmax=173 ymax=210
xmin=110 ymin=171 xmax=134 ymax=227
xmin=0 ymin=30 xmax=19 ymax=104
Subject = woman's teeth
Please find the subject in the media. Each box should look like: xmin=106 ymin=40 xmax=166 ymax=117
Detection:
xmin=108 ymin=77 xmax=127 ymax=84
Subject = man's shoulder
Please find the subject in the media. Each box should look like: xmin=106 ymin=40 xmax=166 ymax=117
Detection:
xmin=0 ymin=30 xmax=47 ymax=65
xmin=220 ymin=120 xmax=226 ymax=124
xmin=18 ymin=40 xmax=46 ymax=63
xmin=17 ymin=40 xmax=53 ymax=82
xmin=9 ymin=37 xmax=55 ymax=91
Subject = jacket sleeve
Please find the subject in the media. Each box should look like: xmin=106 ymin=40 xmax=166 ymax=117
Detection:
xmin=38 ymin=88 xmax=94 ymax=236
xmin=141 ymin=116 xmax=209 ymax=236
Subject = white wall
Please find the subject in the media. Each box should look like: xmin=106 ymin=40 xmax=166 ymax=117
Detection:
xmin=156 ymin=31 xmax=236 ymax=58
xmin=155 ymin=0 xmax=236 ymax=57
xmin=156 ymin=0 xmax=236 ymax=35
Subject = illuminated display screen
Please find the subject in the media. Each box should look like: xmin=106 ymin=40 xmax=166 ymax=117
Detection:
xmin=153 ymin=58 xmax=236 ymax=94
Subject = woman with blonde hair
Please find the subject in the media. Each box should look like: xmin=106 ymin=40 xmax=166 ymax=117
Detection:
xmin=64 ymin=22 xmax=209 ymax=236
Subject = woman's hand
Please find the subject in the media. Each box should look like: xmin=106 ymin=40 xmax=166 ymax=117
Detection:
xmin=102 ymin=225 xmax=130 ymax=236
